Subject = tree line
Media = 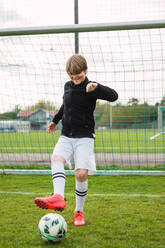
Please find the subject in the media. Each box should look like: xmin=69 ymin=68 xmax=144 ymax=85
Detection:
xmin=94 ymin=96 xmax=165 ymax=128
xmin=0 ymin=96 xmax=165 ymax=128
xmin=0 ymin=100 xmax=56 ymax=120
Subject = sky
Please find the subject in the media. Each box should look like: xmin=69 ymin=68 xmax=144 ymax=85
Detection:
xmin=0 ymin=0 xmax=165 ymax=113
xmin=1 ymin=0 xmax=165 ymax=27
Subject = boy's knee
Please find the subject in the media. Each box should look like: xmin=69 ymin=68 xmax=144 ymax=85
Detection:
xmin=51 ymin=155 xmax=65 ymax=164
xmin=76 ymin=169 xmax=88 ymax=182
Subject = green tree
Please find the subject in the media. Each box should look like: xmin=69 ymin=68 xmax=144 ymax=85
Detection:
xmin=94 ymin=100 xmax=157 ymax=129
xmin=27 ymin=100 xmax=57 ymax=111
xmin=160 ymin=95 xmax=165 ymax=105
xmin=128 ymin=97 xmax=139 ymax=106
xmin=0 ymin=111 xmax=18 ymax=120
xmin=12 ymin=105 xmax=22 ymax=114
xmin=94 ymin=102 xmax=112 ymax=128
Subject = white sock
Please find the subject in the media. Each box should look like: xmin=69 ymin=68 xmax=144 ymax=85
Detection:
xmin=51 ymin=161 xmax=65 ymax=198
xmin=75 ymin=180 xmax=88 ymax=212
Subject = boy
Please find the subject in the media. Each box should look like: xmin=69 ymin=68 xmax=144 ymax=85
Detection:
xmin=34 ymin=54 xmax=118 ymax=226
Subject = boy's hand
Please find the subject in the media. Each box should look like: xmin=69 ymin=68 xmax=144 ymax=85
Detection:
xmin=86 ymin=82 xmax=98 ymax=92
xmin=48 ymin=122 xmax=56 ymax=133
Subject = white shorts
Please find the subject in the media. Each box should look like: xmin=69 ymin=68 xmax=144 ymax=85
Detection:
xmin=52 ymin=135 xmax=96 ymax=175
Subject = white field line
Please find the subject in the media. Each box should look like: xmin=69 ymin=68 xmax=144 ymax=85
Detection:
xmin=0 ymin=191 xmax=164 ymax=198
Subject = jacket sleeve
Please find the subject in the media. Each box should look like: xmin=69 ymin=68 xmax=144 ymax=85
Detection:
xmin=52 ymin=103 xmax=64 ymax=124
xmin=92 ymin=83 xmax=118 ymax=102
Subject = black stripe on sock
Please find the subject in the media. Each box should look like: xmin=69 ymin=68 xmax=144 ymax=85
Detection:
xmin=52 ymin=172 xmax=65 ymax=177
xmin=53 ymin=175 xmax=65 ymax=180
xmin=52 ymin=172 xmax=65 ymax=176
xmin=52 ymin=172 xmax=65 ymax=180
xmin=76 ymin=189 xmax=87 ymax=194
xmin=75 ymin=189 xmax=87 ymax=197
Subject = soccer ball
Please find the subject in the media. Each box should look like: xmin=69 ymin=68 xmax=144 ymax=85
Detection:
xmin=38 ymin=213 xmax=67 ymax=242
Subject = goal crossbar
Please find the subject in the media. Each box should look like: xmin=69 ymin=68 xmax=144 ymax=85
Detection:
xmin=0 ymin=19 xmax=165 ymax=36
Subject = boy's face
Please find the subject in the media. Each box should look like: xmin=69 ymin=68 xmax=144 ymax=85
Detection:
xmin=68 ymin=70 xmax=87 ymax=85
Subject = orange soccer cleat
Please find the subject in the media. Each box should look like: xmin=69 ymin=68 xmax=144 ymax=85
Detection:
xmin=74 ymin=211 xmax=85 ymax=226
xmin=34 ymin=193 xmax=65 ymax=211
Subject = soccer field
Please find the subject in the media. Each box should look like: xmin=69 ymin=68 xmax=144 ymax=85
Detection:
xmin=0 ymin=129 xmax=165 ymax=153
xmin=0 ymin=175 xmax=165 ymax=248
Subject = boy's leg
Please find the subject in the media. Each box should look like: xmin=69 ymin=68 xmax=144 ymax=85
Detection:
xmin=73 ymin=138 xmax=96 ymax=226
xmin=34 ymin=136 xmax=73 ymax=211
xmin=51 ymin=155 xmax=66 ymax=197
xmin=75 ymin=169 xmax=88 ymax=212
xmin=74 ymin=169 xmax=88 ymax=226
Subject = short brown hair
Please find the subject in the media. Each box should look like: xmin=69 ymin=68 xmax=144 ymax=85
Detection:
xmin=66 ymin=54 xmax=88 ymax=75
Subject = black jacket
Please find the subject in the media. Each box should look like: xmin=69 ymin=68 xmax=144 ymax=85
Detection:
xmin=52 ymin=77 xmax=118 ymax=138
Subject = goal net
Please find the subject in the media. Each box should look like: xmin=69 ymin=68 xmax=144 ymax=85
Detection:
xmin=0 ymin=21 xmax=165 ymax=172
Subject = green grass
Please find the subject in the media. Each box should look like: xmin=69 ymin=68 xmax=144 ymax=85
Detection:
xmin=0 ymin=163 xmax=165 ymax=171
xmin=0 ymin=129 xmax=165 ymax=153
xmin=0 ymin=175 xmax=165 ymax=248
